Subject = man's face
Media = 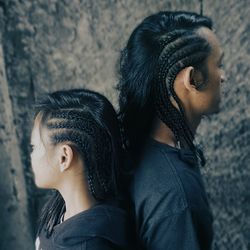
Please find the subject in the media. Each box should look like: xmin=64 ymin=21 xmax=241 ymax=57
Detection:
xmin=194 ymin=27 xmax=226 ymax=115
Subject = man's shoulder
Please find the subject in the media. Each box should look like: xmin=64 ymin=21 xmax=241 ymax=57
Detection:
xmin=130 ymin=145 xmax=188 ymax=212
xmin=130 ymin=141 xmax=209 ymax=215
xmin=132 ymin=142 xmax=187 ymax=191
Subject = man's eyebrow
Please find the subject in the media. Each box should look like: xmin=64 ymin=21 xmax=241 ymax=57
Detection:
xmin=220 ymin=52 xmax=224 ymax=60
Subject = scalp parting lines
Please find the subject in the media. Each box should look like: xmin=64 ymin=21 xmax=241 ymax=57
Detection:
xmin=167 ymin=51 xmax=209 ymax=107
xmin=47 ymin=120 xmax=95 ymax=135
xmin=47 ymin=110 xmax=111 ymax=146
xmin=158 ymin=34 xmax=202 ymax=63
xmin=49 ymin=110 xmax=94 ymax=123
xmin=158 ymin=29 xmax=190 ymax=49
xmin=157 ymin=35 xmax=209 ymax=94
xmin=74 ymin=134 xmax=109 ymax=199
xmin=47 ymin=113 xmax=112 ymax=200
xmin=117 ymin=12 xmax=212 ymax=166
xmin=36 ymin=89 xmax=121 ymax=237
xmin=155 ymin=31 xmax=210 ymax=153
xmin=52 ymin=132 xmax=104 ymax=200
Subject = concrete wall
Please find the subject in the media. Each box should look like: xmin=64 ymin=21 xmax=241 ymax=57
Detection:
xmin=198 ymin=1 xmax=250 ymax=249
xmin=0 ymin=0 xmax=249 ymax=249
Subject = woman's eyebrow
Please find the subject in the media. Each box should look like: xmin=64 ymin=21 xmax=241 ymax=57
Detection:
xmin=220 ymin=52 xmax=224 ymax=60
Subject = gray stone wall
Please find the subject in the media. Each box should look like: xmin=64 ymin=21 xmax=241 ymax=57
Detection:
xmin=198 ymin=1 xmax=250 ymax=249
xmin=0 ymin=0 xmax=249 ymax=249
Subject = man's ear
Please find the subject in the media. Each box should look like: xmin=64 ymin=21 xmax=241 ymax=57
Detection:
xmin=183 ymin=66 xmax=204 ymax=91
xmin=59 ymin=144 xmax=74 ymax=172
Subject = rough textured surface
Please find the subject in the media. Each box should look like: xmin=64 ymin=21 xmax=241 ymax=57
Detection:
xmin=0 ymin=0 xmax=249 ymax=249
xmin=0 ymin=42 xmax=33 ymax=250
xmin=197 ymin=1 xmax=250 ymax=249
xmin=1 ymin=5 xmax=33 ymax=250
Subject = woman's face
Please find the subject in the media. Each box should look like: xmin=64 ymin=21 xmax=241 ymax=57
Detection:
xmin=30 ymin=119 xmax=60 ymax=189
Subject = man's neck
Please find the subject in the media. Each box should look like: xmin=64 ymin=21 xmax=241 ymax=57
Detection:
xmin=151 ymin=116 xmax=201 ymax=148
xmin=151 ymin=120 xmax=178 ymax=147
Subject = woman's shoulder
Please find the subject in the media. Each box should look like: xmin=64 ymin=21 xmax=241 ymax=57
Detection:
xmin=37 ymin=203 xmax=132 ymax=250
xmin=84 ymin=237 xmax=127 ymax=250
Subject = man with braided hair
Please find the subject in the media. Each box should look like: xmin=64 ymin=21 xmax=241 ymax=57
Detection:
xmin=117 ymin=11 xmax=225 ymax=250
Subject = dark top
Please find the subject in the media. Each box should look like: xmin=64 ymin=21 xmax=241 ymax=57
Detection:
xmin=130 ymin=139 xmax=213 ymax=250
xmin=36 ymin=203 xmax=132 ymax=250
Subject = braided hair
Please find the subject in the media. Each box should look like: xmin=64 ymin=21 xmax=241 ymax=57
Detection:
xmin=34 ymin=88 xmax=122 ymax=236
xmin=117 ymin=11 xmax=213 ymax=166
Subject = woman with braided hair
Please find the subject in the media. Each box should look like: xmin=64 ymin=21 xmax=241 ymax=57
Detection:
xmin=117 ymin=11 xmax=226 ymax=249
xmin=30 ymin=88 xmax=131 ymax=250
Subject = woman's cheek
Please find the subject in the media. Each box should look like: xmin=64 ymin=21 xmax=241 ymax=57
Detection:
xmin=31 ymin=150 xmax=43 ymax=176
xmin=30 ymin=151 xmax=36 ymax=171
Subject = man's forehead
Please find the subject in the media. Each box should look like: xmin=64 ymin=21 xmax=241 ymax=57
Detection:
xmin=197 ymin=27 xmax=220 ymax=46
xmin=198 ymin=27 xmax=223 ymax=61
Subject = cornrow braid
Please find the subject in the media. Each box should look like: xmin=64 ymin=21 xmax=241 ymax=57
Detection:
xmin=47 ymin=115 xmax=112 ymax=200
xmin=40 ymin=191 xmax=65 ymax=237
xmin=52 ymin=131 xmax=101 ymax=199
xmin=158 ymin=30 xmax=190 ymax=48
xmin=155 ymin=30 xmax=210 ymax=163
xmin=35 ymin=88 xmax=122 ymax=236
xmin=117 ymin=11 xmax=212 ymax=165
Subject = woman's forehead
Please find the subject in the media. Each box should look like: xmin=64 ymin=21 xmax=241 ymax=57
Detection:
xmin=32 ymin=114 xmax=49 ymax=145
xmin=31 ymin=122 xmax=41 ymax=143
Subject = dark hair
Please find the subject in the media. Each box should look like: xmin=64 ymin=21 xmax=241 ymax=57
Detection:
xmin=34 ymin=88 xmax=122 ymax=236
xmin=117 ymin=11 xmax=213 ymax=165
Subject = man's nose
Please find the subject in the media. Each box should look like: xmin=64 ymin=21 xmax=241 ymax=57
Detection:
xmin=221 ymin=71 xmax=226 ymax=83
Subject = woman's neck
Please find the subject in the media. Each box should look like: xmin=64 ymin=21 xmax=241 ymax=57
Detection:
xmin=58 ymin=177 xmax=97 ymax=221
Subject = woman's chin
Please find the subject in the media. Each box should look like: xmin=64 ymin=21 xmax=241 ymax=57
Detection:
xmin=34 ymin=180 xmax=50 ymax=189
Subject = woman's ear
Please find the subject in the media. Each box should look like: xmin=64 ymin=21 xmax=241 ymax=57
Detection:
xmin=59 ymin=144 xmax=74 ymax=172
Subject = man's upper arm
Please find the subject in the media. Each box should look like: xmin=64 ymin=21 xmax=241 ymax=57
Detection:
xmin=142 ymin=208 xmax=200 ymax=250
xmin=84 ymin=237 xmax=121 ymax=250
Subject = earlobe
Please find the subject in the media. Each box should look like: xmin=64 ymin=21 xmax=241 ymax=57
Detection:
xmin=60 ymin=163 xmax=67 ymax=173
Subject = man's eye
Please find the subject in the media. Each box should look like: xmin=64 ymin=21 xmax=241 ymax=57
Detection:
xmin=29 ymin=144 xmax=34 ymax=153
xmin=218 ymin=61 xmax=224 ymax=68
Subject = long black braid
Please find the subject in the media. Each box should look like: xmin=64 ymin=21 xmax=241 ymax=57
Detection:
xmin=35 ymin=89 xmax=122 ymax=237
xmin=117 ymin=11 xmax=212 ymax=166
xmin=155 ymin=32 xmax=211 ymax=155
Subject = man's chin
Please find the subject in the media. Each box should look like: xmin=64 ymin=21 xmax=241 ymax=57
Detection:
xmin=212 ymin=107 xmax=220 ymax=114
xmin=203 ymin=106 xmax=221 ymax=118
xmin=210 ymin=103 xmax=221 ymax=115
